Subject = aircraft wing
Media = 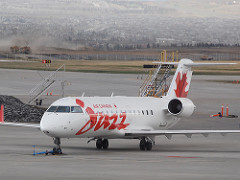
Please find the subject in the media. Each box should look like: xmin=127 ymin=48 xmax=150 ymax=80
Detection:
xmin=0 ymin=122 xmax=40 ymax=129
xmin=125 ymin=129 xmax=240 ymax=139
xmin=0 ymin=108 xmax=40 ymax=129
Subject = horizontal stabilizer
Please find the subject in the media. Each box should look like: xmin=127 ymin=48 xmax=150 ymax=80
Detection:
xmin=153 ymin=60 xmax=236 ymax=67
xmin=156 ymin=59 xmax=237 ymax=98
xmin=184 ymin=62 xmax=236 ymax=67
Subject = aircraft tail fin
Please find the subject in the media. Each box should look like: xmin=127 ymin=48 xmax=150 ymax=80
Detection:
xmin=153 ymin=59 xmax=236 ymax=98
xmin=166 ymin=59 xmax=193 ymax=98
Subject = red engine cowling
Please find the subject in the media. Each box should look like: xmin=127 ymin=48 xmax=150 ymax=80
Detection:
xmin=168 ymin=98 xmax=195 ymax=117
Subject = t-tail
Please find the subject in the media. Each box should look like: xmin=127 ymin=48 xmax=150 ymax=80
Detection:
xmin=153 ymin=59 xmax=236 ymax=98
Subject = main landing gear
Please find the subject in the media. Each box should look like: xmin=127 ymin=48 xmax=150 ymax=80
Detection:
xmin=52 ymin=137 xmax=62 ymax=155
xmin=139 ymin=137 xmax=153 ymax=151
xmin=96 ymin=139 xmax=109 ymax=150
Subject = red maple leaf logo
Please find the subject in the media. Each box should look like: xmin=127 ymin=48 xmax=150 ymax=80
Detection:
xmin=174 ymin=72 xmax=188 ymax=97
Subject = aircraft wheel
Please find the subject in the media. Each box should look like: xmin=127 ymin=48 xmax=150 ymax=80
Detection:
xmin=52 ymin=147 xmax=57 ymax=155
xmin=96 ymin=139 xmax=103 ymax=149
xmin=56 ymin=148 xmax=62 ymax=154
xmin=146 ymin=141 xmax=152 ymax=151
xmin=53 ymin=137 xmax=62 ymax=154
xmin=139 ymin=139 xmax=146 ymax=151
xmin=102 ymin=139 xmax=109 ymax=149
xmin=52 ymin=147 xmax=62 ymax=155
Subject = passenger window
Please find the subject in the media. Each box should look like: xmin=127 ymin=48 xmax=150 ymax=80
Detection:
xmin=142 ymin=110 xmax=144 ymax=115
xmin=56 ymin=106 xmax=70 ymax=113
xmin=151 ymin=110 xmax=153 ymax=115
xmin=71 ymin=106 xmax=83 ymax=113
xmin=146 ymin=110 xmax=149 ymax=115
xmin=47 ymin=106 xmax=58 ymax=112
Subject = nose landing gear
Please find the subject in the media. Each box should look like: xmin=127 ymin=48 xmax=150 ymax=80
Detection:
xmin=96 ymin=139 xmax=109 ymax=150
xmin=52 ymin=137 xmax=62 ymax=155
xmin=139 ymin=137 xmax=153 ymax=151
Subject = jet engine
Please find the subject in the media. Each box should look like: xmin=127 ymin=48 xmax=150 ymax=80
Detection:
xmin=168 ymin=98 xmax=195 ymax=117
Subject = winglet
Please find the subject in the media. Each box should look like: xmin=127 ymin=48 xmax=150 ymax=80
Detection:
xmin=0 ymin=104 xmax=4 ymax=123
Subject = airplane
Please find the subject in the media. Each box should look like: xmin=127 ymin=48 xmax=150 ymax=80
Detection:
xmin=1 ymin=59 xmax=240 ymax=154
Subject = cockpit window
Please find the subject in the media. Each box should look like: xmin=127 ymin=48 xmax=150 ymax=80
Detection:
xmin=71 ymin=106 xmax=83 ymax=113
xmin=56 ymin=106 xmax=70 ymax=113
xmin=47 ymin=106 xmax=58 ymax=112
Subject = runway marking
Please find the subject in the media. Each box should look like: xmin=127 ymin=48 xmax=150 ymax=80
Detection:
xmin=167 ymin=156 xmax=201 ymax=159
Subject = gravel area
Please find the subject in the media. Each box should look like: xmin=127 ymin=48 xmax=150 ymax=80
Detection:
xmin=0 ymin=95 xmax=45 ymax=122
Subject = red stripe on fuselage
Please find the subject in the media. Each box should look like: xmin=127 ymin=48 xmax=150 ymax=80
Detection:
xmin=75 ymin=99 xmax=130 ymax=135
xmin=76 ymin=99 xmax=85 ymax=108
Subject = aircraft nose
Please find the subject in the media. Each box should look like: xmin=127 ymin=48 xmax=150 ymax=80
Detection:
xmin=40 ymin=125 xmax=51 ymax=135
xmin=40 ymin=113 xmax=57 ymax=137
xmin=40 ymin=121 xmax=51 ymax=135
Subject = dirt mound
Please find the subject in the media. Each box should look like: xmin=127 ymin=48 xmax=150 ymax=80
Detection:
xmin=0 ymin=95 xmax=45 ymax=122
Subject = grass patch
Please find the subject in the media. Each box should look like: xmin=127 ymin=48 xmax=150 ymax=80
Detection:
xmin=0 ymin=59 xmax=239 ymax=75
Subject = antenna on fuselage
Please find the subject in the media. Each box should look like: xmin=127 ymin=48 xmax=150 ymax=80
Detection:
xmin=111 ymin=92 xmax=114 ymax=97
xmin=81 ymin=92 xmax=85 ymax=97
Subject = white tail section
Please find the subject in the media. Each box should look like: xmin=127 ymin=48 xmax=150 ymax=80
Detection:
xmin=167 ymin=59 xmax=193 ymax=98
xmin=153 ymin=59 xmax=236 ymax=98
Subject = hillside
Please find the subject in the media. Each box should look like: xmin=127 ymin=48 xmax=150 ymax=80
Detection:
xmin=0 ymin=0 xmax=239 ymax=50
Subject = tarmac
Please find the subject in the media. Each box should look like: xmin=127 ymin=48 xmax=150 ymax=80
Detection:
xmin=0 ymin=68 xmax=240 ymax=179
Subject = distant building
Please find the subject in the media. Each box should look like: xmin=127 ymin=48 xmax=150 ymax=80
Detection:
xmin=156 ymin=38 xmax=175 ymax=46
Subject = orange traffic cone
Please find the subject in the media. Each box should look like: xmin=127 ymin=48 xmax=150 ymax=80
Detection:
xmin=226 ymin=104 xmax=229 ymax=117
xmin=0 ymin=104 xmax=4 ymax=123
xmin=221 ymin=104 xmax=224 ymax=116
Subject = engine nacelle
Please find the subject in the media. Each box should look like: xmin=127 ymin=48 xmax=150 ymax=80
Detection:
xmin=168 ymin=98 xmax=195 ymax=117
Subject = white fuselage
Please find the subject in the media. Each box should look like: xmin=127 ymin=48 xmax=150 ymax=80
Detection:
xmin=40 ymin=96 xmax=180 ymax=139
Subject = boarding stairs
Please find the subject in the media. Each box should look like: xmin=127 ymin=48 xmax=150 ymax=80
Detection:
xmin=28 ymin=64 xmax=65 ymax=104
xmin=139 ymin=64 xmax=173 ymax=97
